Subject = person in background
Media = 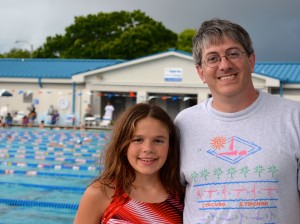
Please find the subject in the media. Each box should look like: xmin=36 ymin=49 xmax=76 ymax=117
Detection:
xmin=74 ymin=102 xmax=184 ymax=224
xmin=51 ymin=110 xmax=59 ymax=125
xmin=28 ymin=108 xmax=37 ymax=127
xmin=79 ymin=123 xmax=86 ymax=131
xmin=39 ymin=120 xmax=45 ymax=128
xmin=84 ymin=104 xmax=93 ymax=118
xmin=7 ymin=134 xmax=13 ymax=141
xmin=174 ymin=18 xmax=300 ymax=224
xmin=46 ymin=105 xmax=54 ymax=124
xmin=4 ymin=112 xmax=13 ymax=127
xmin=22 ymin=115 xmax=29 ymax=127
xmin=102 ymin=101 xmax=115 ymax=124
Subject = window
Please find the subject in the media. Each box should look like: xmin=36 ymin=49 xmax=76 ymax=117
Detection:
xmin=23 ymin=93 xmax=33 ymax=103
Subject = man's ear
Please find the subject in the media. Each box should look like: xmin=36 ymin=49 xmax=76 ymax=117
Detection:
xmin=249 ymin=52 xmax=256 ymax=73
xmin=196 ymin=64 xmax=206 ymax=83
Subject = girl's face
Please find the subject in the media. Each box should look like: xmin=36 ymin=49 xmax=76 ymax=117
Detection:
xmin=127 ymin=117 xmax=169 ymax=177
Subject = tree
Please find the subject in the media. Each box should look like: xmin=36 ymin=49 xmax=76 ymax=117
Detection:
xmin=1 ymin=48 xmax=31 ymax=58
xmin=176 ymin=29 xmax=196 ymax=53
xmin=34 ymin=10 xmax=178 ymax=60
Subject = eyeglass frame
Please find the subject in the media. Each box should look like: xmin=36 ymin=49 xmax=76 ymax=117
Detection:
xmin=201 ymin=49 xmax=247 ymax=68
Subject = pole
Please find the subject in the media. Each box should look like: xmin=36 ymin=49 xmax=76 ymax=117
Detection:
xmin=15 ymin=40 xmax=33 ymax=58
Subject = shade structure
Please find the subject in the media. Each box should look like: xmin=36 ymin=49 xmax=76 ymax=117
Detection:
xmin=0 ymin=91 xmax=13 ymax=97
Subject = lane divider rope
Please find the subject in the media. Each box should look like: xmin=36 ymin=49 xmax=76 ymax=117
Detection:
xmin=0 ymin=169 xmax=96 ymax=178
xmin=0 ymin=198 xmax=79 ymax=210
xmin=0 ymin=181 xmax=86 ymax=192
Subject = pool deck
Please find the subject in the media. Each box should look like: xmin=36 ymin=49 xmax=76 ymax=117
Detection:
xmin=8 ymin=123 xmax=113 ymax=131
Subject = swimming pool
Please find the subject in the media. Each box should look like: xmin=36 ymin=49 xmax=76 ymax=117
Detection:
xmin=0 ymin=128 xmax=110 ymax=224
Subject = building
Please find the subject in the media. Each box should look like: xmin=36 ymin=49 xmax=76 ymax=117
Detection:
xmin=0 ymin=50 xmax=299 ymax=125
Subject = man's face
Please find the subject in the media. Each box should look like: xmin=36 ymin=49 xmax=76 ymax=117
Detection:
xmin=196 ymin=37 xmax=255 ymax=99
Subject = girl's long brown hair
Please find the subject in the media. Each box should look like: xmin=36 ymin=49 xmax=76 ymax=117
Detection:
xmin=94 ymin=102 xmax=184 ymax=199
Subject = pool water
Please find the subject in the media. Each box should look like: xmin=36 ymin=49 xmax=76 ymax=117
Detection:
xmin=0 ymin=128 xmax=110 ymax=224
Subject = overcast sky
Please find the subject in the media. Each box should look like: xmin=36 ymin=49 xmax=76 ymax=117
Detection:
xmin=1 ymin=0 xmax=300 ymax=61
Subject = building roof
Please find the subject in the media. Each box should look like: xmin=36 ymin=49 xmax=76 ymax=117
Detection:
xmin=0 ymin=58 xmax=125 ymax=79
xmin=167 ymin=51 xmax=300 ymax=84
xmin=0 ymin=56 xmax=300 ymax=84
xmin=255 ymin=62 xmax=300 ymax=84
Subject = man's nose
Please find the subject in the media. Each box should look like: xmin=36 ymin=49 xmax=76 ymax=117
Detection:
xmin=218 ymin=55 xmax=231 ymax=70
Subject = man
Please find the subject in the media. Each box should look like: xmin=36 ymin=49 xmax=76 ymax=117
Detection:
xmin=175 ymin=18 xmax=300 ymax=224
xmin=103 ymin=102 xmax=115 ymax=121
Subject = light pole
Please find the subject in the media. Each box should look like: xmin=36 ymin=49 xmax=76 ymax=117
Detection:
xmin=15 ymin=40 xmax=34 ymax=58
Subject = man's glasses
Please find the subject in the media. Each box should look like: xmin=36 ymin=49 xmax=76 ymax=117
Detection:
xmin=201 ymin=49 xmax=246 ymax=68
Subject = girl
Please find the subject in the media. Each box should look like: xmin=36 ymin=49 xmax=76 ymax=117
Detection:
xmin=74 ymin=102 xmax=184 ymax=224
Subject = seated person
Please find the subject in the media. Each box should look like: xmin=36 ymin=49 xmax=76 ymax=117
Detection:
xmin=84 ymin=104 xmax=93 ymax=118
xmin=28 ymin=108 xmax=37 ymax=127
xmin=22 ymin=115 xmax=29 ymax=127
xmin=51 ymin=110 xmax=59 ymax=125
xmin=4 ymin=112 xmax=13 ymax=127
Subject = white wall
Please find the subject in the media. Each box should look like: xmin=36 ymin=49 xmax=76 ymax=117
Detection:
xmin=3 ymin=53 xmax=299 ymax=125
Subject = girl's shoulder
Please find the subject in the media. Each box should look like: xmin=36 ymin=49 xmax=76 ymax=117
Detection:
xmin=87 ymin=180 xmax=115 ymax=202
xmin=74 ymin=181 xmax=114 ymax=223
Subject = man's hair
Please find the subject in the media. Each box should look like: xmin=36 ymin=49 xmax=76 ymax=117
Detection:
xmin=192 ymin=18 xmax=254 ymax=65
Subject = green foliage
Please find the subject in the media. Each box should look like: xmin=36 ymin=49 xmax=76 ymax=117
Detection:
xmin=1 ymin=48 xmax=31 ymax=58
xmin=176 ymin=29 xmax=196 ymax=53
xmin=2 ymin=11 xmax=195 ymax=59
xmin=34 ymin=35 xmax=66 ymax=58
xmin=35 ymin=10 xmax=177 ymax=59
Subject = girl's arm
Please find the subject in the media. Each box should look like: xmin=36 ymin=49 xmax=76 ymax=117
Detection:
xmin=74 ymin=182 xmax=111 ymax=224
